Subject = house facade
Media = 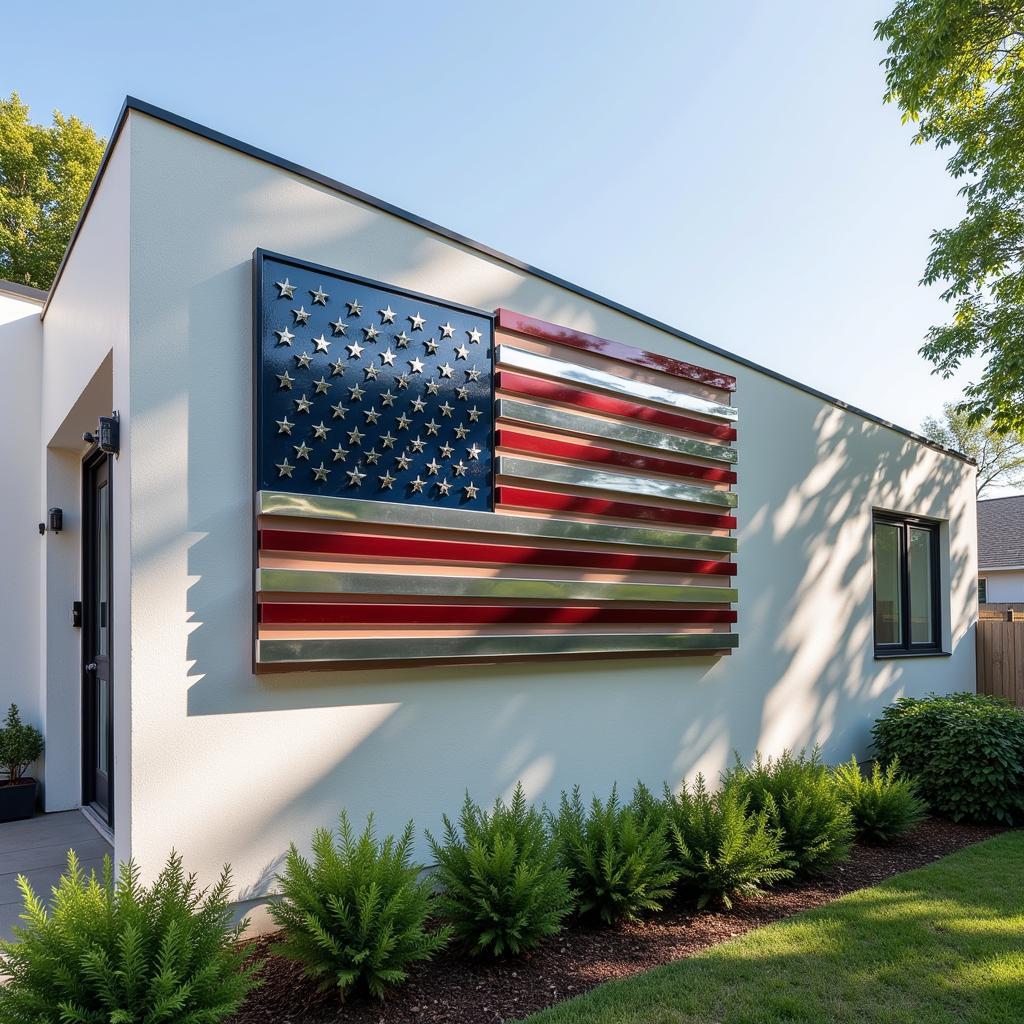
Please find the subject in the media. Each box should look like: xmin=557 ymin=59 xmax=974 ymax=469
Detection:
xmin=0 ymin=98 xmax=978 ymax=923
xmin=977 ymin=494 xmax=1024 ymax=605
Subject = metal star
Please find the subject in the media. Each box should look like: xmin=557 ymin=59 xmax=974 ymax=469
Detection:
xmin=396 ymin=373 xmax=410 ymax=389
xmin=292 ymin=306 xmax=311 ymax=325
xmin=456 ymin=386 xmax=470 ymax=400
xmin=329 ymin=318 xmax=348 ymax=336
xmin=294 ymin=352 xmax=313 ymax=370
xmin=380 ymin=389 xmax=397 ymax=407
xmin=346 ymin=466 xmax=366 ymax=487
xmin=438 ymin=363 xmax=454 ymax=378
xmin=379 ymin=305 xmax=396 ymax=324
xmin=425 ymin=419 xmax=441 ymax=436
xmin=455 ymin=344 xmax=469 ymax=360
xmin=467 ymin=326 xmax=482 ymax=344
xmin=347 ymin=426 xmax=365 ymax=445
xmin=410 ymin=475 xmax=427 ymax=493
xmin=453 ymin=424 xmax=470 ymax=439
xmin=363 ymin=324 xmax=380 ymax=341
xmin=440 ymin=321 xmax=455 ymax=338
xmin=364 ymin=406 xmax=381 ymax=424
xmin=275 ymin=458 xmax=294 ymax=477
xmin=363 ymin=448 xmax=381 ymax=465
xmin=395 ymin=331 xmax=411 ymax=348
xmin=275 ymin=326 xmax=295 ymax=346
xmin=467 ymin=406 xmax=482 ymax=422
xmin=293 ymin=441 xmax=312 ymax=460
xmin=396 ymin=413 xmax=412 ymax=430
xmin=439 ymin=442 xmax=454 ymax=459
xmin=312 ymin=334 xmax=331 ymax=353
xmin=410 ymin=396 xmax=426 ymax=413
xmin=276 ymin=416 xmax=294 ymax=435
xmin=332 ymin=444 xmax=350 ymax=462
xmin=363 ymin=364 xmax=380 ymax=381
xmin=380 ymin=347 xmax=396 ymax=366
xmin=312 ymin=462 xmax=330 ymax=482
xmin=467 ymin=443 xmax=482 ymax=460
xmin=312 ymin=421 xmax=330 ymax=440
xmin=314 ymin=376 xmax=331 ymax=394
xmin=379 ymin=471 xmax=396 ymax=490
xmin=395 ymin=452 xmax=412 ymax=470
xmin=275 ymin=278 xmax=296 ymax=299
xmin=439 ymin=402 xmax=454 ymax=418
xmin=409 ymin=311 xmax=426 ymax=331
xmin=463 ymin=482 xmax=479 ymax=499
xmin=310 ymin=286 xmax=329 ymax=306
xmin=437 ymin=478 xmax=452 ymax=496
xmin=348 ymin=383 xmax=365 ymax=401
xmin=408 ymin=357 xmax=425 ymax=374
xmin=294 ymin=394 xmax=313 ymax=413
xmin=380 ymin=431 xmax=397 ymax=449
xmin=426 ymin=458 xmax=441 ymax=475
xmin=425 ymin=380 xmax=441 ymax=396
xmin=329 ymin=358 xmax=346 ymax=376
xmin=424 ymin=337 xmax=439 ymax=355
xmin=277 ymin=370 xmax=295 ymax=390
xmin=330 ymin=401 xmax=348 ymax=419
xmin=465 ymin=366 xmax=482 ymax=382
xmin=410 ymin=436 xmax=427 ymax=453
xmin=453 ymin=460 xmax=468 ymax=477
xmin=346 ymin=298 xmax=363 ymax=316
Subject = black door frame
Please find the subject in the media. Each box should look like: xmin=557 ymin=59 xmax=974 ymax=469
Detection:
xmin=81 ymin=446 xmax=114 ymax=828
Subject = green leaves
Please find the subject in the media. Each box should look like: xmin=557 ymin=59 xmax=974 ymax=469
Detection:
xmin=872 ymin=692 xmax=1024 ymax=823
xmin=876 ymin=3 xmax=1024 ymax=430
xmin=0 ymin=702 xmax=44 ymax=783
xmin=427 ymin=783 xmax=573 ymax=958
xmin=832 ymin=756 xmax=928 ymax=843
xmin=269 ymin=811 xmax=448 ymax=1001
xmin=0 ymin=92 xmax=104 ymax=290
xmin=0 ymin=849 xmax=257 ymax=1023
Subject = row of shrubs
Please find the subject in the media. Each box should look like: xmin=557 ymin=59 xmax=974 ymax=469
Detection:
xmin=0 ymin=746 xmax=927 ymax=1018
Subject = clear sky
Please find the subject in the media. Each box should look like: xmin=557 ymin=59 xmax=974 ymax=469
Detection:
xmin=3 ymin=0 xmax=997 ymax=474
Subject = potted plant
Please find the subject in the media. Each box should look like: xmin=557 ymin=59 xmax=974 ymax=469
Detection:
xmin=0 ymin=703 xmax=44 ymax=822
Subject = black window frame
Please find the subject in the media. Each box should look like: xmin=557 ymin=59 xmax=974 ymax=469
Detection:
xmin=871 ymin=511 xmax=943 ymax=658
xmin=978 ymin=577 xmax=988 ymax=605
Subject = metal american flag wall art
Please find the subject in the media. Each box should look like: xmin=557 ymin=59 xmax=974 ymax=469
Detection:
xmin=253 ymin=250 xmax=739 ymax=668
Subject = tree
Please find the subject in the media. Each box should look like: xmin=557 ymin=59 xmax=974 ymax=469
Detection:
xmin=922 ymin=402 xmax=1024 ymax=496
xmin=876 ymin=3 xmax=1024 ymax=433
xmin=0 ymin=92 xmax=104 ymax=290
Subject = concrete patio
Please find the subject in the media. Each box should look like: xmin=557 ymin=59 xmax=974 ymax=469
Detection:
xmin=0 ymin=811 xmax=112 ymax=940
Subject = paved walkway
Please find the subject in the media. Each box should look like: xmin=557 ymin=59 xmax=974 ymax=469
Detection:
xmin=0 ymin=811 xmax=112 ymax=940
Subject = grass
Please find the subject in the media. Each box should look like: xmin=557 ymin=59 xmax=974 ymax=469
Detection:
xmin=519 ymin=832 xmax=1024 ymax=1024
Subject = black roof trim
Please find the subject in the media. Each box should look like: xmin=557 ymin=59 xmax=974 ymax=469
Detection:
xmin=0 ymin=278 xmax=47 ymax=303
xmin=42 ymin=96 xmax=974 ymax=466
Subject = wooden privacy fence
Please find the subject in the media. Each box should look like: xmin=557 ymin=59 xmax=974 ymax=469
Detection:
xmin=977 ymin=617 xmax=1024 ymax=707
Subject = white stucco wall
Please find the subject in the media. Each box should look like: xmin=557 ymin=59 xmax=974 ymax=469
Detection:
xmin=116 ymin=109 xmax=976 ymax=903
xmin=982 ymin=569 xmax=1024 ymax=604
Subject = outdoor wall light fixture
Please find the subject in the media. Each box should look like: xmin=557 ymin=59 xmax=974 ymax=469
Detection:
xmin=83 ymin=411 xmax=120 ymax=456
xmin=39 ymin=507 xmax=63 ymax=536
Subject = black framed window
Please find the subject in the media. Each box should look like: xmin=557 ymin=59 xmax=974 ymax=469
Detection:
xmin=872 ymin=512 xmax=942 ymax=656
xmin=978 ymin=577 xmax=988 ymax=605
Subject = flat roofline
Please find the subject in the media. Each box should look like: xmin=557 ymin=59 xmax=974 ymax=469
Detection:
xmin=0 ymin=278 xmax=47 ymax=303
xmin=42 ymin=95 xmax=974 ymax=467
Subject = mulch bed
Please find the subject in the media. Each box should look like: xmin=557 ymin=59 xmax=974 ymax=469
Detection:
xmin=230 ymin=818 xmax=1004 ymax=1024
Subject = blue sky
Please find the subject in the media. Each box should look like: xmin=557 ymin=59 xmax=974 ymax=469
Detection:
xmin=3 ymin=1 xmax=989 ymax=460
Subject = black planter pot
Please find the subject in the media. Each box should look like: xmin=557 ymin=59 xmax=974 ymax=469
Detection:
xmin=0 ymin=778 xmax=38 ymax=823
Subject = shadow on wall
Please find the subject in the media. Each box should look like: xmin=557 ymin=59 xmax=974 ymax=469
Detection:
xmin=125 ymin=187 xmax=973 ymax=887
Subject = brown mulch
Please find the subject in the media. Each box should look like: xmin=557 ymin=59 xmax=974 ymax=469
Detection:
xmin=230 ymin=818 xmax=1004 ymax=1024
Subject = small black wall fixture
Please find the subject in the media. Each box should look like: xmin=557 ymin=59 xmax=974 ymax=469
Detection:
xmin=40 ymin=507 xmax=63 ymax=535
xmin=83 ymin=411 xmax=120 ymax=456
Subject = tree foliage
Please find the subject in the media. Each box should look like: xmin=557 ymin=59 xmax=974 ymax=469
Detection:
xmin=876 ymin=2 xmax=1024 ymax=431
xmin=921 ymin=402 xmax=1024 ymax=494
xmin=0 ymin=91 xmax=105 ymax=290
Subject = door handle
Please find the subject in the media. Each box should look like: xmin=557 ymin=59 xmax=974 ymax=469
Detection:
xmin=84 ymin=662 xmax=98 ymax=672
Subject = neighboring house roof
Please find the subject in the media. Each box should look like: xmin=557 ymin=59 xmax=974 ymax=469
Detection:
xmin=978 ymin=495 xmax=1024 ymax=570
xmin=0 ymin=279 xmax=47 ymax=303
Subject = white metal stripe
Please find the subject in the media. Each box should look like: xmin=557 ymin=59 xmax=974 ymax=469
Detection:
xmin=497 ymin=345 xmax=739 ymax=422
xmin=497 ymin=457 xmax=738 ymax=509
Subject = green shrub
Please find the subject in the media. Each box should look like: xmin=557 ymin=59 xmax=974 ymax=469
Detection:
xmin=0 ymin=703 xmax=44 ymax=782
xmin=872 ymin=692 xmax=1024 ymax=824
xmin=0 ymin=850 xmax=257 ymax=1023
xmin=832 ymin=756 xmax=928 ymax=843
xmin=724 ymin=748 xmax=854 ymax=876
xmin=269 ymin=812 xmax=448 ymax=1001
xmin=549 ymin=783 xmax=677 ymax=926
xmin=427 ymin=783 xmax=573 ymax=957
xmin=664 ymin=774 xmax=793 ymax=908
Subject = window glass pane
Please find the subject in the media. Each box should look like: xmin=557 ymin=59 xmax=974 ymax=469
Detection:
xmin=978 ymin=578 xmax=987 ymax=605
xmin=909 ymin=527 xmax=935 ymax=644
xmin=874 ymin=522 xmax=902 ymax=644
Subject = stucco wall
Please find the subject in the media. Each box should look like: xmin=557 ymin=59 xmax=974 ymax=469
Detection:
xmin=982 ymin=569 xmax=1024 ymax=604
xmin=123 ymin=111 xmax=977 ymax=900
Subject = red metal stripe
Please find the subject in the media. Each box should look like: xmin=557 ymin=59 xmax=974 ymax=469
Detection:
xmin=259 ymin=603 xmax=738 ymax=626
xmin=495 ymin=428 xmax=737 ymax=484
xmin=496 ymin=371 xmax=737 ymax=441
xmin=496 ymin=308 xmax=737 ymax=391
xmin=259 ymin=529 xmax=736 ymax=576
xmin=496 ymin=485 xmax=738 ymax=530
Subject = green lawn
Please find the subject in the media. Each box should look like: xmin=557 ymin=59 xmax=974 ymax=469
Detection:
xmin=519 ymin=832 xmax=1024 ymax=1024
